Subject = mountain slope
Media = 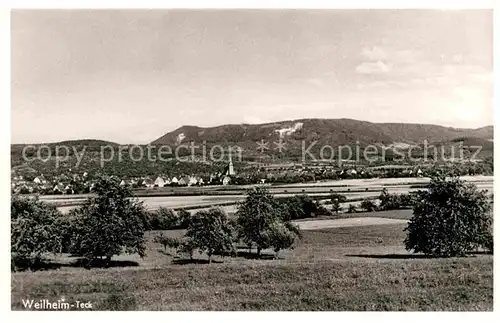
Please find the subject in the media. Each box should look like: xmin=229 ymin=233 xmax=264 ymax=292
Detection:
xmin=152 ymin=118 xmax=493 ymax=147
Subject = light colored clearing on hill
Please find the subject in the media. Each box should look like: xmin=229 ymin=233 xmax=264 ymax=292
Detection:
xmin=295 ymin=217 xmax=408 ymax=230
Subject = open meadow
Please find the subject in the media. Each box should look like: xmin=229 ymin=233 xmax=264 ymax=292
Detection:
xmin=11 ymin=210 xmax=493 ymax=311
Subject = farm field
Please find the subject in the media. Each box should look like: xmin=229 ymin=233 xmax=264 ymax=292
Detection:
xmin=11 ymin=212 xmax=493 ymax=311
xmin=42 ymin=176 xmax=493 ymax=214
xmin=273 ymin=175 xmax=494 ymax=187
xmin=295 ymin=217 xmax=407 ymax=230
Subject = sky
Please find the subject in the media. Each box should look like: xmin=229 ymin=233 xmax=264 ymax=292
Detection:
xmin=11 ymin=9 xmax=493 ymax=144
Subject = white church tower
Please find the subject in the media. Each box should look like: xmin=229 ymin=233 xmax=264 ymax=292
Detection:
xmin=228 ymin=153 xmax=235 ymax=176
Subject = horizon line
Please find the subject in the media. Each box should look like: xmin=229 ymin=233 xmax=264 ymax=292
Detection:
xmin=11 ymin=117 xmax=494 ymax=146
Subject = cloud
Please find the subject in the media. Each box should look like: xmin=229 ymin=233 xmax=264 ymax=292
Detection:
xmin=356 ymin=45 xmax=492 ymax=94
xmin=356 ymin=47 xmax=421 ymax=76
xmin=355 ymin=61 xmax=391 ymax=74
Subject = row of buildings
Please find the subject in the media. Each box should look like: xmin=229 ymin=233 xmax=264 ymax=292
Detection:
xmin=15 ymin=159 xmax=465 ymax=196
xmin=121 ymin=158 xmax=237 ymax=188
xmin=11 ymin=159 xmax=238 ymax=195
xmin=120 ymin=175 xmax=204 ymax=188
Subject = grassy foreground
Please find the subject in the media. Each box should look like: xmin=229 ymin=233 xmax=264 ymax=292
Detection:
xmin=11 ymin=222 xmax=493 ymax=311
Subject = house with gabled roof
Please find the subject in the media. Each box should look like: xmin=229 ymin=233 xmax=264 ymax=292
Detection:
xmin=188 ymin=176 xmax=198 ymax=186
xmin=154 ymin=176 xmax=166 ymax=187
xmin=178 ymin=176 xmax=190 ymax=186
xmin=53 ymin=183 xmax=65 ymax=194
xmin=64 ymin=184 xmax=74 ymax=194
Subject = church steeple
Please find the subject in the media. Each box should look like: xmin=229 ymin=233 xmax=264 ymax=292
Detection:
xmin=228 ymin=153 xmax=235 ymax=176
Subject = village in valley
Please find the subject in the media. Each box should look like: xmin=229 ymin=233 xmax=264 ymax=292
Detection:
xmin=11 ymin=152 xmax=493 ymax=196
xmin=11 ymin=157 xmax=490 ymax=195
xmin=11 ymin=156 xmax=236 ymax=195
xmin=7 ymin=160 xmax=453 ymax=196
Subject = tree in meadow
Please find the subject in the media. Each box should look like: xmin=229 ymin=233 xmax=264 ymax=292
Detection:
xmin=405 ymin=175 xmax=492 ymax=257
xmin=237 ymin=187 xmax=302 ymax=257
xmin=11 ymin=197 xmax=63 ymax=270
xmin=236 ymin=187 xmax=283 ymax=256
xmin=69 ymin=175 xmax=148 ymax=266
xmin=184 ymin=207 xmax=235 ymax=263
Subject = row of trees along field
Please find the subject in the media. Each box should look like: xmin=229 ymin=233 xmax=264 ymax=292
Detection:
xmin=11 ymin=175 xmax=492 ymax=271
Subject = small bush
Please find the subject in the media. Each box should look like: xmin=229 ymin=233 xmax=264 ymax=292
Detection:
xmin=329 ymin=193 xmax=347 ymax=203
xmin=148 ymin=207 xmax=180 ymax=230
xmin=276 ymin=194 xmax=331 ymax=220
xmin=330 ymin=202 xmax=341 ymax=213
xmin=148 ymin=208 xmax=193 ymax=230
xmin=378 ymin=189 xmax=416 ymax=210
xmin=315 ymin=204 xmax=332 ymax=216
xmin=177 ymin=208 xmax=192 ymax=229
xmin=360 ymin=199 xmax=377 ymax=212
xmin=153 ymin=233 xmax=182 ymax=251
